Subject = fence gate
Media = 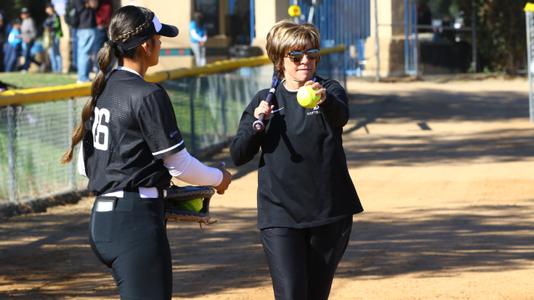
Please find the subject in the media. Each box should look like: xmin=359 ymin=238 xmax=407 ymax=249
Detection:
xmin=296 ymin=0 xmax=371 ymax=76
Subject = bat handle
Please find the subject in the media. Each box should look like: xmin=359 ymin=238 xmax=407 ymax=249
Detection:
xmin=252 ymin=114 xmax=265 ymax=132
xmin=252 ymin=80 xmax=277 ymax=133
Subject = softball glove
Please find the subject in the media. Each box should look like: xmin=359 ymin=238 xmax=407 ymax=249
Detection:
xmin=163 ymin=185 xmax=216 ymax=225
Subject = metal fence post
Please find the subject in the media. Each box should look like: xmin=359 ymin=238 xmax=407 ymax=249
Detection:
xmin=412 ymin=0 xmax=419 ymax=77
xmin=471 ymin=0 xmax=478 ymax=72
xmin=526 ymin=3 xmax=534 ymax=122
xmin=67 ymin=98 xmax=76 ymax=189
xmin=219 ymin=75 xmax=228 ymax=137
xmin=343 ymin=50 xmax=347 ymax=88
xmin=7 ymin=105 xmax=17 ymax=203
xmin=189 ymin=77 xmax=198 ymax=154
xmin=374 ymin=0 xmax=381 ymax=81
xmin=404 ymin=0 xmax=418 ymax=76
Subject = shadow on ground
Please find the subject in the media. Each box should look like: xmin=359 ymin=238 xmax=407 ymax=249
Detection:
xmin=344 ymin=126 xmax=534 ymax=167
xmin=1 ymin=84 xmax=533 ymax=298
xmin=344 ymin=90 xmax=534 ymax=167
xmin=0 ymin=208 xmax=265 ymax=299
xmin=340 ymin=201 xmax=534 ymax=278
xmin=347 ymin=89 xmax=530 ymax=124
xmin=2 ymin=201 xmax=534 ymax=298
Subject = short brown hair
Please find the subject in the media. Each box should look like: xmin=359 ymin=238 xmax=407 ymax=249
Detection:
xmin=265 ymin=20 xmax=320 ymax=77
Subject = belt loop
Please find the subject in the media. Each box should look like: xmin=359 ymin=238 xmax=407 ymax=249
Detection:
xmin=95 ymin=196 xmax=118 ymax=212
xmin=158 ymin=187 xmax=166 ymax=199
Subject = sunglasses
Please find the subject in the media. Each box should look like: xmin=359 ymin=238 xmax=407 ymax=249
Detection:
xmin=286 ymin=48 xmax=320 ymax=63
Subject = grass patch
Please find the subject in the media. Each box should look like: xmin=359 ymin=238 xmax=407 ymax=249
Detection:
xmin=0 ymin=73 xmax=76 ymax=89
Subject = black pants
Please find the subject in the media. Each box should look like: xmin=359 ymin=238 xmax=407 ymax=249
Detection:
xmin=89 ymin=193 xmax=172 ymax=300
xmin=260 ymin=216 xmax=353 ymax=300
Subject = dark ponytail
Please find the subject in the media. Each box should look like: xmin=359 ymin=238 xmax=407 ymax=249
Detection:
xmin=61 ymin=6 xmax=154 ymax=163
xmin=60 ymin=42 xmax=115 ymax=163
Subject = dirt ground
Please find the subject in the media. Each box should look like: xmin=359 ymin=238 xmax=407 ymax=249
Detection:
xmin=1 ymin=77 xmax=534 ymax=299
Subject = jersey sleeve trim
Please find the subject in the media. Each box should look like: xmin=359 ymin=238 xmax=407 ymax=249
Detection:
xmin=152 ymin=140 xmax=185 ymax=156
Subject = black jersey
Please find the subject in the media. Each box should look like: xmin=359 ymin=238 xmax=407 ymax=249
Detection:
xmin=230 ymin=76 xmax=363 ymax=229
xmin=83 ymin=70 xmax=185 ymax=195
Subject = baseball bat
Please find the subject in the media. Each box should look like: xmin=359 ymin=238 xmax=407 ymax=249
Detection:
xmin=252 ymin=73 xmax=280 ymax=132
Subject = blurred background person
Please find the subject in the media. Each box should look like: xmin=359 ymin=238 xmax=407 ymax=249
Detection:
xmin=19 ymin=7 xmax=37 ymax=72
xmin=0 ymin=11 xmax=5 ymax=71
xmin=74 ymin=0 xmax=97 ymax=82
xmin=189 ymin=11 xmax=207 ymax=66
xmin=64 ymin=0 xmax=79 ymax=73
xmin=44 ymin=3 xmax=63 ymax=73
xmin=4 ymin=18 xmax=22 ymax=72
xmin=48 ymin=0 xmax=73 ymax=74
xmin=93 ymin=0 xmax=111 ymax=73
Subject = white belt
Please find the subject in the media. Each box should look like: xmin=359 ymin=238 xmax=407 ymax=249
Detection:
xmin=101 ymin=187 xmax=159 ymax=199
xmin=96 ymin=187 xmax=160 ymax=212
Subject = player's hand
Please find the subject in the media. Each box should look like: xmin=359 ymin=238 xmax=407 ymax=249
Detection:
xmin=254 ymin=100 xmax=274 ymax=119
xmin=214 ymin=165 xmax=232 ymax=194
xmin=304 ymin=80 xmax=326 ymax=105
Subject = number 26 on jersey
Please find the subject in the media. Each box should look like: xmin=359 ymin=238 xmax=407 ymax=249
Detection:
xmin=92 ymin=107 xmax=110 ymax=151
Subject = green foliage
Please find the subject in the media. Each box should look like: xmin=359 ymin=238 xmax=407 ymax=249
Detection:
xmin=475 ymin=0 xmax=528 ymax=73
xmin=419 ymin=0 xmax=528 ymax=73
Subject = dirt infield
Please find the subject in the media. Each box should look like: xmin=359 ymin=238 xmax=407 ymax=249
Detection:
xmin=1 ymin=77 xmax=534 ymax=299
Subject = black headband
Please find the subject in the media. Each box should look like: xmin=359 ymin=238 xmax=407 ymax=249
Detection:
xmin=109 ymin=14 xmax=178 ymax=55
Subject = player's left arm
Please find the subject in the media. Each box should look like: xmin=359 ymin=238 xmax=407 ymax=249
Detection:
xmin=163 ymin=148 xmax=223 ymax=187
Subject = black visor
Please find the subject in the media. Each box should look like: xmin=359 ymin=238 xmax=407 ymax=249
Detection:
xmin=116 ymin=14 xmax=178 ymax=53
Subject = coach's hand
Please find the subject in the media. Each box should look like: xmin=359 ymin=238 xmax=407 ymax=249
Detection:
xmin=215 ymin=167 xmax=232 ymax=194
xmin=254 ymin=100 xmax=274 ymax=120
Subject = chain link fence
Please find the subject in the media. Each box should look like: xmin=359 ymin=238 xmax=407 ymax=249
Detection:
xmin=0 ymin=99 xmax=87 ymax=203
xmin=0 ymin=48 xmax=345 ymax=205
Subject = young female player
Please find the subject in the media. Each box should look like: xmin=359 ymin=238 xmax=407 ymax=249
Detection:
xmin=61 ymin=6 xmax=231 ymax=299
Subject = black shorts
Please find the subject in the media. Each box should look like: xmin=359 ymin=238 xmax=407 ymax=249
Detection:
xmin=89 ymin=192 xmax=172 ymax=300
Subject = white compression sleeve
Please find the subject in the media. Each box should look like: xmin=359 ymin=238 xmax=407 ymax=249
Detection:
xmin=77 ymin=143 xmax=87 ymax=177
xmin=163 ymin=148 xmax=223 ymax=186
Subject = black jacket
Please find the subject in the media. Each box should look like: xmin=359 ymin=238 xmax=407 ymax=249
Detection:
xmin=74 ymin=0 xmax=96 ymax=29
xmin=230 ymin=76 xmax=363 ymax=229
